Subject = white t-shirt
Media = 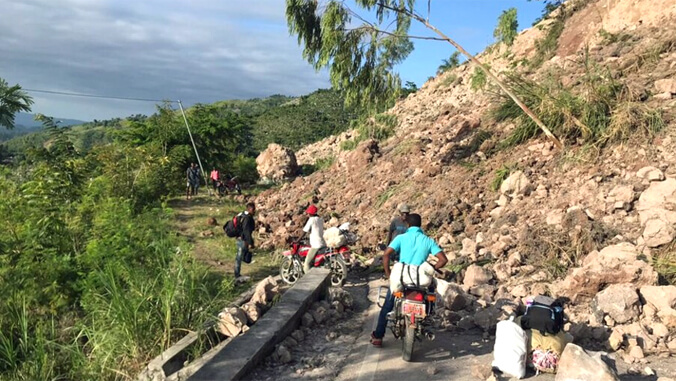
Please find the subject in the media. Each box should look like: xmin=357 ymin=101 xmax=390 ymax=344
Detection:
xmin=303 ymin=215 xmax=326 ymax=248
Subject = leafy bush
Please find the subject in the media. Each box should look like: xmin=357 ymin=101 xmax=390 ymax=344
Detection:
xmin=230 ymin=155 xmax=259 ymax=185
xmin=494 ymin=8 xmax=518 ymax=46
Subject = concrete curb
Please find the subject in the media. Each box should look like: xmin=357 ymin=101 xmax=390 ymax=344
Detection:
xmin=189 ymin=268 xmax=331 ymax=381
xmin=137 ymin=275 xmax=282 ymax=381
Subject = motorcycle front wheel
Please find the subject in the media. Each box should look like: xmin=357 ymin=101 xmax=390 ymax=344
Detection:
xmin=402 ymin=323 xmax=416 ymax=362
xmin=280 ymin=257 xmax=302 ymax=285
xmin=325 ymin=255 xmax=347 ymax=287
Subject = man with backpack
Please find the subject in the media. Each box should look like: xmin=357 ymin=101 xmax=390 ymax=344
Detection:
xmin=386 ymin=203 xmax=410 ymax=263
xmin=224 ymin=202 xmax=256 ymax=279
xmin=186 ymin=163 xmax=200 ymax=199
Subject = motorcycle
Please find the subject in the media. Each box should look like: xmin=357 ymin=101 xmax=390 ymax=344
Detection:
xmin=378 ymin=285 xmax=437 ymax=361
xmin=279 ymin=227 xmax=355 ymax=287
xmin=216 ymin=176 xmax=241 ymax=195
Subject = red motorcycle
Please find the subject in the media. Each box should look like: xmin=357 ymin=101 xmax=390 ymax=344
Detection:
xmin=216 ymin=176 xmax=242 ymax=195
xmin=279 ymin=229 xmax=355 ymax=286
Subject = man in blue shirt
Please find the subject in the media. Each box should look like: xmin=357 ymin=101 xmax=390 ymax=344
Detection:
xmin=371 ymin=213 xmax=448 ymax=347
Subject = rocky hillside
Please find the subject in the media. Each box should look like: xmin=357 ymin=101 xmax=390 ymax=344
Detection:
xmin=254 ymin=0 xmax=676 ymax=360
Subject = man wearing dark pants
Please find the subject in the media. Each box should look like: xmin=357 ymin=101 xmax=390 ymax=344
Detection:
xmin=371 ymin=213 xmax=448 ymax=347
xmin=235 ymin=202 xmax=256 ymax=280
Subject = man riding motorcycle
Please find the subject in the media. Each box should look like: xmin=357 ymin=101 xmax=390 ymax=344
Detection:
xmin=370 ymin=213 xmax=448 ymax=347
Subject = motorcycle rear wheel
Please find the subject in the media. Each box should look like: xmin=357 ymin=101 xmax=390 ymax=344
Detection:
xmin=402 ymin=323 xmax=416 ymax=362
xmin=280 ymin=257 xmax=302 ymax=285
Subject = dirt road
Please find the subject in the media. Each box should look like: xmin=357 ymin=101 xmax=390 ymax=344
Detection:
xmin=249 ymin=273 xmax=675 ymax=381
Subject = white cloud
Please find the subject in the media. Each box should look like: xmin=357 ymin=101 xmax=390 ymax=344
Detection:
xmin=0 ymin=0 xmax=329 ymax=119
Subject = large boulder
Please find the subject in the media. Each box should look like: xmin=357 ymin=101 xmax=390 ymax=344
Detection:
xmin=555 ymin=344 xmax=619 ymax=381
xmin=256 ymin=143 xmax=299 ymax=182
xmin=592 ymin=284 xmax=641 ymax=325
xmin=559 ymin=243 xmax=658 ymax=303
xmin=636 ymin=178 xmax=676 ymax=247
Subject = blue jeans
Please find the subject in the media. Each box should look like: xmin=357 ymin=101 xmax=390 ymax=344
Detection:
xmin=235 ymin=239 xmax=251 ymax=278
xmin=374 ymin=289 xmax=395 ymax=339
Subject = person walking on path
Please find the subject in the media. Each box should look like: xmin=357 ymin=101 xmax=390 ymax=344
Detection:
xmin=370 ymin=213 xmax=448 ymax=347
xmin=210 ymin=167 xmax=220 ymax=191
xmin=302 ymin=204 xmax=326 ymax=274
xmin=186 ymin=163 xmax=201 ymax=200
xmin=235 ymin=202 xmax=256 ymax=280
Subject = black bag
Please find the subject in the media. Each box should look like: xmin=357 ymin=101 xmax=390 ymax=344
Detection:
xmin=223 ymin=213 xmax=243 ymax=238
xmin=242 ymin=250 xmax=252 ymax=264
xmin=520 ymin=296 xmax=564 ymax=335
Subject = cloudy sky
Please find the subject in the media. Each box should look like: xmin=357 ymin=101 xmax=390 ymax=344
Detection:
xmin=0 ymin=0 xmax=545 ymax=120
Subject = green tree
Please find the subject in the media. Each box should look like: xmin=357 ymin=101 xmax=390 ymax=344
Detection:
xmin=494 ymin=8 xmax=518 ymax=46
xmin=286 ymin=0 xmax=563 ymax=147
xmin=401 ymin=81 xmax=418 ymax=97
xmin=437 ymin=51 xmax=461 ymax=74
xmin=0 ymin=78 xmax=34 ymax=129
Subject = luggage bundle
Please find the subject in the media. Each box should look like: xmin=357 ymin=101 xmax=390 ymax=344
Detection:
xmin=492 ymin=295 xmax=570 ymax=377
xmin=389 ymin=262 xmax=435 ymax=292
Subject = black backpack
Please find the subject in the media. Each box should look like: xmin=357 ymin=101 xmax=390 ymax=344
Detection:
xmin=223 ymin=213 xmax=243 ymax=238
xmin=520 ymin=296 xmax=564 ymax=335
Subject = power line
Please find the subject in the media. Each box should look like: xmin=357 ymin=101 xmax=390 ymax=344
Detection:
xmin=23 ymin=88 xmax=175 ymax=103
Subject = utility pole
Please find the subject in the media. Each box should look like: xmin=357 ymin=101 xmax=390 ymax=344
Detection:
xmin=178 ymin=100 xmax=212 ymax=196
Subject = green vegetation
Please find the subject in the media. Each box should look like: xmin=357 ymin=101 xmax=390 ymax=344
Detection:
xmin=532 ymin=17 xmax=565 ymax=67
xmin=0 ymin=77 xmax=266 ymax=378
xmin=251 ymin=89 xmax=358 ymax=151
xmin=437 ymin=51 xmax=461 ymax=74
xmin=654 ymin=243 xmax=676 ymax=285
xmin=470 ymin=66 xmax=489 ymax=91
xmin=340 ymin=113 xmax=398 ymax=151
xmin=440 ymin=73 xmax=459 ymax=88
xmin=0 ymin=79 xmax=33 ymax=130
xmin=494 ymin=8 xmax=518 ymax=46
xmin=490 ymin=165 xmax=512 ymax=191
xmin=301 ymin=155 xmax=336 ymax=176
xmin=492 ymin=60 xmax=664 ymax=148
xmin=286 ymin=0 xmax=414 ymax=114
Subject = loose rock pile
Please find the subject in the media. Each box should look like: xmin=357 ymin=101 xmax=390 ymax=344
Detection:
xmin=217 ymin=276 xmax=280 ymax=337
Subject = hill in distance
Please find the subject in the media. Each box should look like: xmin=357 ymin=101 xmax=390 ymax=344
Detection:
xmin=14 ymin=112 xmax=88 ymax=128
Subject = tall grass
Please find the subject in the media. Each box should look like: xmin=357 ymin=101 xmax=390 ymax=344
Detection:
xmin=493 ymin=61 xmax=664 ymax=148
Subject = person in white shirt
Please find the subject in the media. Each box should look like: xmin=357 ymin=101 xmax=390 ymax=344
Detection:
xmin=302 ymin=204 xmax=326 ymax=273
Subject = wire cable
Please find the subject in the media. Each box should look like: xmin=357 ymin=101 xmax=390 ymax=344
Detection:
xmin=23 ymin=88 xmax=174 ymax=103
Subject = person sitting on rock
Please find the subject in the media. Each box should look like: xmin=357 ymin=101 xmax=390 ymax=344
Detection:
xmin=302 ymin=204 xmax=326 ymax=274
xmin=370 ymin=213 xmax=448 ymax=347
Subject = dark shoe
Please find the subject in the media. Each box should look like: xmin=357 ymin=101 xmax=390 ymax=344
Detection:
xmin=370 ymin=332 xmax=382 ymax=347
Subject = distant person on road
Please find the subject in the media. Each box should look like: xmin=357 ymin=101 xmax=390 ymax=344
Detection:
xmin=370 ymin=213 xmax=448 ymax=347
xmin=302 ymin=204 xmax=326 ymax=274
xmin=386 ymin=203 xmax=410 ymax=262
xmin=186 ymin=163 xmax=201 ymax=200
xmin=210 ymin=167 xmax=220 ymax=191
xmin=235 ymin=202 xmax=256 ymax=279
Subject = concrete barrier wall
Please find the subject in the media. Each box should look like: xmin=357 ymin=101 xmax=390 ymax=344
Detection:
xmin=189 ymin=268 xmax=331 ymax=381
